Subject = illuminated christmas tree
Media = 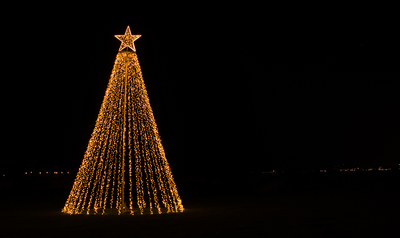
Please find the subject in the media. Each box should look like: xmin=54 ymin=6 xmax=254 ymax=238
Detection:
xmin=62 ymin=26 xmax=184 ymax=215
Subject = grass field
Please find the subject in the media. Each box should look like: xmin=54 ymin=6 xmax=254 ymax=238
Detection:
xmin=1 ymin=172 xmax=399 ymax=237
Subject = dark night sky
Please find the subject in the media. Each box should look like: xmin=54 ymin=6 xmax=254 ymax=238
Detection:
xmin=2 ymin=5 xmax=399 ymax=175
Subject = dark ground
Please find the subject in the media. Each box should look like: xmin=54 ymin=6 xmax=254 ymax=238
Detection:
xmin=0 ymin=171 xmax=399 ymax=238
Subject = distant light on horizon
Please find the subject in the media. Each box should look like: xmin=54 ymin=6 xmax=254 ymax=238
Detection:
xmin=20 ymin=171 xmax=69 ymax=175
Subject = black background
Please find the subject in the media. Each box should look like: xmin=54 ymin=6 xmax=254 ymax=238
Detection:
xmin=2 ymin=4 xmax=399 ymax=176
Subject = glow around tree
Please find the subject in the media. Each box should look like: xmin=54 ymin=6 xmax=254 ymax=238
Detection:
xmin=62 ymin=26 xmax=184 ymax=215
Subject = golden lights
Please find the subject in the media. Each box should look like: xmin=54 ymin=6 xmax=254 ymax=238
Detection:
xmin=62 ymin=28 xmax=183 ymax=215
xmin=115 ymin=26 xmax=141 ymax=52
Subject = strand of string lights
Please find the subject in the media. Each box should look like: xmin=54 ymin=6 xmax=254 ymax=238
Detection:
xmin=62 ymin=26 xmax=183 ymax=215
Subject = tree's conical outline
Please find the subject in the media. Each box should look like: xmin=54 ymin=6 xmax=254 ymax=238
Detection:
xmin=62 ymin=49 xmax=184 ymax=215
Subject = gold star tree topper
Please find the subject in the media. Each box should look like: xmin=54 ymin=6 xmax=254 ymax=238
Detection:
xmin=115 ymin=26 xmax=141 ymax=52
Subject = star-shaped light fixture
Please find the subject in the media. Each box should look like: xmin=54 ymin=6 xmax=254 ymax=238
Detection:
xmin=115 ymin=26 xmax=141 ymax=52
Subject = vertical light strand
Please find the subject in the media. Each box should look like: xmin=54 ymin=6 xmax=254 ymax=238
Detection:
xmin=100 ymin=124 xmax=117 ymax=213
xmin=142 ymin=114 xmax=160 ymax=214
xmin=140 ymin=101 xmax=161 ymax=214
xmin=67 ymin=70 xmax=117 ymax=214
xmin=126 ymin=57 xmax=135 ymax=214
xmin=78 ymin=100 xmax=112 ymax=214
xmin=132 ymin=53 xmax=152 ymax=214
xmin=116 ymin=53 xmax=127 ymax=215
xmin=90 ymin=75 xmax=122 ymax=214
xmin=139 ymin=69 xmax=184 ymax=213
xmin=129 ymin=54 xmax=147 ymax=214
xmin=109 ymin=53 xmax=126 ymax=210
xmin=133 ymin=54 xmax=181 ymax=212
xmin=120 ymin=52 xmax=129 ymax=215
xmin=130 ymin=71 xmax=145 ymax=214
xmin=64 ymin=89 xmax=109 ymax=214
xmin=137 ymin=105 xmax=153 ymax=214
xmin=146 ymin=119 xmax=171 ymax=212
xmin=95 ymin=126 xmax=113 ymax=213
xmin=133 ymin=52 xmax=163 ymax=214
xmin=101 ymin=73 xmax=125 ymax=214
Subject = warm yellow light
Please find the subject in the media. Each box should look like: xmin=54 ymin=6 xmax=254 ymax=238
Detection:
xmin=62 ymin=27 xmax=183 ymax=215
xmin=115 ymin=26 xmax=141 ymax=52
